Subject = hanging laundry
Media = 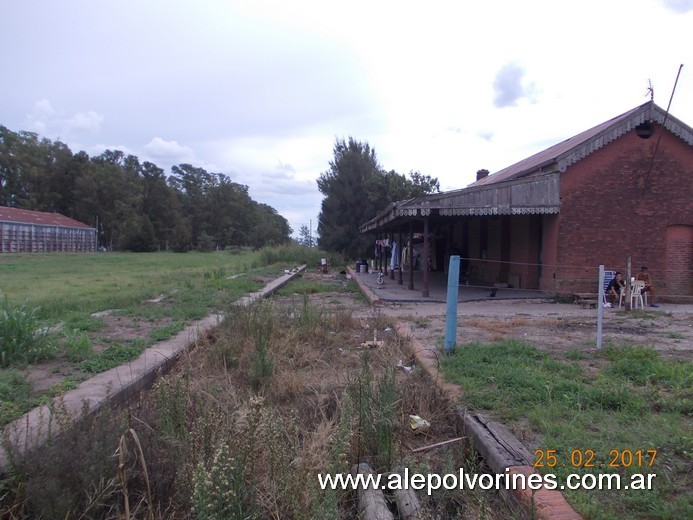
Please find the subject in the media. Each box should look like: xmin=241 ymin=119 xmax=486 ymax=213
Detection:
xmin=390 ymin=240 xmax=399 ymax=270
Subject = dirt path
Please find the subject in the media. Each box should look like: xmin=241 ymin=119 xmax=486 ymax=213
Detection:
xmin=380 ymin=299 xmax=693 ymax=361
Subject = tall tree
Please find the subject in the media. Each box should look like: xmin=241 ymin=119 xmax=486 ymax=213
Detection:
xmin=317 ymin=137 xmax=382 ymax=258
xmin=71 ymin=151 xmax=143 ymax=249
xmin=297 ymin=224 xmax=315 ymax=247
xmin=168 ymin=164 xmax=216 ymax=248
xmin=140 ymin=161 xmax=183 ymax=250
xmin=317 ymin=138 xmax=440 ymax=259
xmin=206 ymin=176 xmax=255 ymax=248
xmin=251 ymin=203 xmax=291 ymax=248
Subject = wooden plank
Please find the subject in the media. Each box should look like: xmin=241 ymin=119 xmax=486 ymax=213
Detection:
xmin=410 ymin=437 xmax=464 ymax=453
xmin=391 ymin=467 xmax=425 ymax=520
xmin=351 ymin=463 xmax=394 ymax=520
xmin=573 ymin=292 xmax=597 ymax=300
xmin=460 ymin=411 xmax=532 ymax=474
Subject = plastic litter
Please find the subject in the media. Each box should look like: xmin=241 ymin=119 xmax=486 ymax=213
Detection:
xmin=397 ymin=359 xmax=413 ymax=373
xmin=409 ymin=415 xmax=431 ymax=432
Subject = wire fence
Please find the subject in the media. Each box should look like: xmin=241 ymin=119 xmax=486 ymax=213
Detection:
xmin=432 ymin=256 xmax=692 ymax=300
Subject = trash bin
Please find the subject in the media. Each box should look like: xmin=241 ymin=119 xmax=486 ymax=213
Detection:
xmin=355 ymin=260 xmax=368 ymax=273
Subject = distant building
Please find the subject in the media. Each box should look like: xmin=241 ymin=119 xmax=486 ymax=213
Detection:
xmin=0 ymin=206 xmax=97 ymax=253
xmin=361 ymin=101 xmax=693 ymax=300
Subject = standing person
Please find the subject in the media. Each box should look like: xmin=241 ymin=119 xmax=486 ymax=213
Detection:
xmin=636 ymin=266 xmax=658 ymax=308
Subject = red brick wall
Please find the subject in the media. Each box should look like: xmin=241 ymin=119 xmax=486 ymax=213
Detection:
xmin=509 ymin=215 xmax=542 ymax=289
xmin=555 ymin=126 xmax=693 ymax=297
xmin=540 ymin=214 xmax=560 ymax=291
xmin=665 ymin=225 xmax=693 ymax=296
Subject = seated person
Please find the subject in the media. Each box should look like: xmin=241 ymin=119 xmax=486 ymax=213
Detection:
xmin=636 ymin=266 xmax=658 ymax=307
xmin=606 ymin=272 xmax=625 ymax=304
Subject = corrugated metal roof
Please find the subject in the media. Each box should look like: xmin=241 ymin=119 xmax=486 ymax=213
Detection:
xmin=470 ymin=101 xmax=693 ymax=187
xmin=359 ymin=100 xmax=693 ymax=234
xmin=0 ymin=206 xmax=94 ymax=229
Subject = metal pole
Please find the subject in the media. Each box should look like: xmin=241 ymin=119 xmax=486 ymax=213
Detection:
xmin=597 ymin=264 xmax=604 ymax=349
xmin=625 ymin=256 xmax=632 ymax=311
xmin=445 ymin=255 xmax=460 ymax=353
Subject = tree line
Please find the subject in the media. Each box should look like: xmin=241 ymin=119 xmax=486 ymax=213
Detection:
xmin=0 ymin=126 xmax=291 ymax=252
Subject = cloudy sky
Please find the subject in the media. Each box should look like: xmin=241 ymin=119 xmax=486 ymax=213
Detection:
xmin=2 ymin=0 xmax=692 ymax=237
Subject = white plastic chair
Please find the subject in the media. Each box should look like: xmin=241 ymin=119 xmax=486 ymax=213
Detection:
xmin=631 ymin=280 xmax=646 ymax=309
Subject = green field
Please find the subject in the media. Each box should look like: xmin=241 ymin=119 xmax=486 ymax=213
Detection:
xmin=0 ymin=250 xmax=268 ymax=319
xmin=0 ymin=246 xmax=327 ymax=423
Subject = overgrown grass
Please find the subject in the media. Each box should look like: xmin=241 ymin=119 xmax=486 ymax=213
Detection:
xmin=149 ymin=321 xmax=186 ymax=342
xmin=348 ymin=357 xmax=399 ymax=470
xmin=0 ymin=247 xmax=323 ymax=421
xmin=77 ymin=342 xmax=146 ymax=374
xmin=0 ymin=248 xmax=319 ymax=322
xmin=440 ymin=340 xmax=692 ymax=519
xmin=258 ymin=242 xmax=333 ymax=268
xmin=0 ymin=298 xmax=55 ymax=368
xmin=0 ymin=370 xmax=41 ymax=425
xmin=0 ymin=259 xmax=517 ymax=518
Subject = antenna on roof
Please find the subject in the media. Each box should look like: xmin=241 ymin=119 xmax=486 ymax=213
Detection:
xmin=642 ymin=64 xmax=684 ymax=192
xmin=646 ymin=79 xmax=654 ymax=101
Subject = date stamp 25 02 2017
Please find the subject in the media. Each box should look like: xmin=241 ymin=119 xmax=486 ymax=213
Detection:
xmin=533 ymin=449 xmax=657 ymax=469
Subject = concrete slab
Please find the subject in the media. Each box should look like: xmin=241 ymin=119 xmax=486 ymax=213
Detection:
xmin=350 ymin=267 xmax=552 ymax=304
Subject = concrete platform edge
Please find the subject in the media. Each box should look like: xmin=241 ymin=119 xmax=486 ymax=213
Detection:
xmin=350 ymin=267 xmax=583 ymax=520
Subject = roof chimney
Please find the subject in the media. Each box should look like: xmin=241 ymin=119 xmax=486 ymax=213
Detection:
xmin=476 ymin=169 xmax=489 ymax=181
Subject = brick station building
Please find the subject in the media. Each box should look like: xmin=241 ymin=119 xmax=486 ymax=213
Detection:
xmin=360 ymin=101 xmax=693 ymax=301
xmin=0 ymin=206 xmax=97 ymax=253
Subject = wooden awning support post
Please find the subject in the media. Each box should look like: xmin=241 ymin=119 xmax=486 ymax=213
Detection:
xmin=398 ymin=228 xmax=403 ymax=285
xmin=408 ymin=223 xmax=414 ymax=290
xmin=422 ymin=218 xmax=430 ymax=297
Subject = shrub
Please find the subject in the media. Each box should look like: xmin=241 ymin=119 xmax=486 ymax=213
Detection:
xmin=0 ymin=298 xmax=55 ymax=367
xmin=62 ymin=328 xmax=93 ymax=362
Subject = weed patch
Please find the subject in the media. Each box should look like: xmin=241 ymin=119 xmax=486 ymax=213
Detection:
xmin=149 ymin=321 xmax=186 ymax=342
xmin=0 ymin=370 xmax=41 ymax=425
xmin=0 ymin=299 xmax=54 ymax=367
xmin=78 ymin=342 xmax=145 ymax=373
xmin=61 ymin=328 xmax=93 ymax=361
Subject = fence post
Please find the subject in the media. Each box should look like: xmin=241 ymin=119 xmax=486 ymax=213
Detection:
xmin=444 ymin=255 xmax=460 ymax=353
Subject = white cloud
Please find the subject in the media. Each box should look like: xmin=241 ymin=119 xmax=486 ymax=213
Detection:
xmin=658 ymin=0 xmax=693 ymax=12
xmin=30 ymin=98 xmax=56 ymax=118
xmin=26 ymin=98 xmax=103 ymax=139
xmin=144 ymin=137 xmax=195 ymax=166
xmin=493 ymin=63 xmax=537 ymax=108
xmin=66 ymin=111 xmax=103 ymax=132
